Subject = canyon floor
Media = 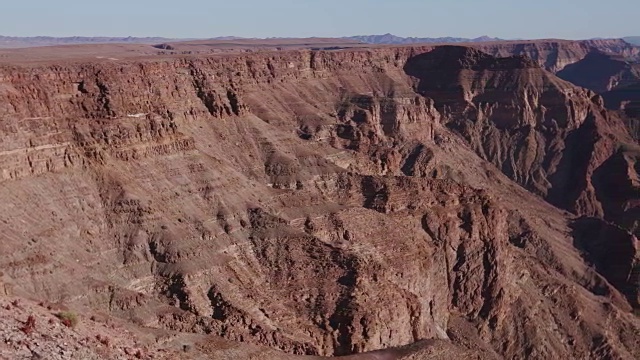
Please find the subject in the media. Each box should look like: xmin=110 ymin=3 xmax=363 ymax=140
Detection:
xmin=0 ymin=39 xmax=639 ymax=359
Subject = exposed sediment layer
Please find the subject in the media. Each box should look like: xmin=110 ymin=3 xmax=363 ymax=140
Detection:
xmin=0 ymin=44 xmax=638 ymax=359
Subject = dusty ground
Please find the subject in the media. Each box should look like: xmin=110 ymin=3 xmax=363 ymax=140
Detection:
xmin=0 ymin=295 xmax=200 ymax=360
xmin=0 ymin=295 xmax=488 ymax=360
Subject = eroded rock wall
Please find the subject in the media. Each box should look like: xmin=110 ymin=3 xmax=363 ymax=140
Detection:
xmin=0 ymin=46 xmax=639 ymax=359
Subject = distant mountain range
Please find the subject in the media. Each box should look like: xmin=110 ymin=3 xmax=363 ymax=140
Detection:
xmin=624 ymin=37 xmax=640 ymax=45
xmin=344 ymin=33 xmax=504 ymax=44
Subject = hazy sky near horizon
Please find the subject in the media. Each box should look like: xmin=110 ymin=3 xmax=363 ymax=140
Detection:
xmin=2 ymin=0 xmax=638 ymax=39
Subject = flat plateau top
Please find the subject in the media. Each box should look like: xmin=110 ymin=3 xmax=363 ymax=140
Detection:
xmin=0 ymin=37 xmax=610 ymax=66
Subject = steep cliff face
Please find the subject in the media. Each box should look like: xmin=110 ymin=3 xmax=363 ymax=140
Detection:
xmin=475 ymin=39 xmax=640 ymax=73
xmin=593 ymin=145 xmax=640 ymax=231
xmin=403 ymin=46 xmax=637 ymax=218
xmin=557 ymin=52 xmax=640 ymax=93
xmin=603 ymin=82 xmax=640 ymax=141
xmin=0 ymin=46 xmax=639 ymax=359
xmin=400 ymin=47 xmax=640 ymax=317
xmin=571 ymin=217 xmax=640 ymax=307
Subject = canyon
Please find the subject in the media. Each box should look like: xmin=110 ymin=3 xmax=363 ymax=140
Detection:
xmin=0 ymin=39 xmax=639 ymax=359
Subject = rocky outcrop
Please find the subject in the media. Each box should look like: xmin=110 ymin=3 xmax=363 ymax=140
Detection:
xmin=602 ymin=82 xmax=640 ymax=141
xmin=475 ymin=39 xmax=640 ymax=73
xmin=0 ymin=44 xmax=639 ymax=359
xmin=557 ymin=52 xmax=640 ymax=93
xmin=571 ymin=218 xmax=639 ymax=307
xmin=404 ymin=46 xmax=638 ymax=220
xmin=592 ymin=145 xmax=640 ymax=235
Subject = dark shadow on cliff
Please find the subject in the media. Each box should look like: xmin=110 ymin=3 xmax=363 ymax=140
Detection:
xmin=570 ymin=217 xmax=639 ymax=309
xmin=403 ymin=46 xmax=538 ymax=101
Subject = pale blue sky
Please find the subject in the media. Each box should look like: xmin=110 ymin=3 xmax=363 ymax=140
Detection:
xmin=1 ymin=0 xmax=638 ymax=39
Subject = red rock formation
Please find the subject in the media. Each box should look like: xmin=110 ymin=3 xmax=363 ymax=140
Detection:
xmin=557 ymin=52 xmax=640 ymax=93
xmin=603 ymin=82 xmax=640 ymax=141
xmin=571 ymin=217 xmax=639 ymax=307
xmin=474 ymin=39 xmax=640 ymax=72
xmin=403 ymin=46 xmax=637 ymax=218
xmin=0 ymin=44 xmax=639 ymax=359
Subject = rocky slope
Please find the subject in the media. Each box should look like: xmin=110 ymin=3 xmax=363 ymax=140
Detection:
xmin=474 ymin=39 xmax=640 ymax=72
xmin=602 ymin=82 xmax=640 ymax=141
xmin=557 ymin=51 xmax=640 ymax=93
xmin=0 ymin=295 xmax=186 ymax=359
xmin=344 ymin=37 xmax=640 ymax=74
xmin=566 ymin=51 xmax=640 ymax=143
xmin=2 ymin=295 xmax=472 ymax=359
xmin=0 ymin=44 xmax=639 ymax=359
xmin=404 ymin=46 xmax=636 ymax=217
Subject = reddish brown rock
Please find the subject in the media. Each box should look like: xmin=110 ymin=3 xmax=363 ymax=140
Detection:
xmin=0 ymin=43 xmax=638 ymax=359
xmin=474 ymin=38 xmax=640 ymax=73
xmin=557 ymin=51 xmax=640 ymax=93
